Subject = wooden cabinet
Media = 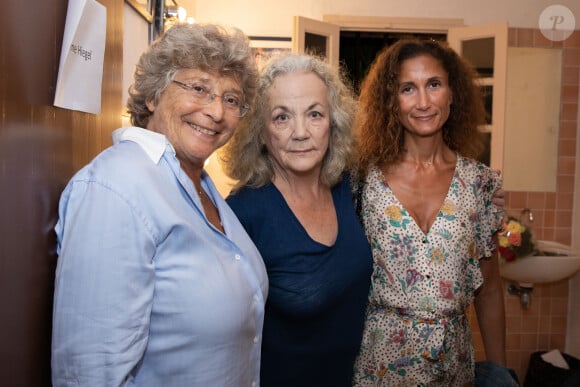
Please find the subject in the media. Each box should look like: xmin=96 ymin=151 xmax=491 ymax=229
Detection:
xmin=503 ymin=47 xmax=561 ymax=192
xmin=448 ymin=22 xmax=508 ymax=173
xmin=449 ymin=24 xmax=562 ymax=192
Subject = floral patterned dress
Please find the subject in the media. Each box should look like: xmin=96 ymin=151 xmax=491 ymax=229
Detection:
xmin=353 ymin=155 xmax=502 ymax=386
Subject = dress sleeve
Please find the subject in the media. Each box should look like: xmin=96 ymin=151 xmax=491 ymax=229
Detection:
xmin=52 ymin=180 xmax=156 ymax=386
xmin=475 ymin=166 xmax=503 ymax=259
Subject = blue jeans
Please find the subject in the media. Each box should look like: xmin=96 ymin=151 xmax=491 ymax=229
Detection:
xmin=475 ymin=361 xmax=520 ymax=387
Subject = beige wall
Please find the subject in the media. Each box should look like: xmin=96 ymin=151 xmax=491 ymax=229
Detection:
xmin=189 ymin=0 xmax=579 ymax=35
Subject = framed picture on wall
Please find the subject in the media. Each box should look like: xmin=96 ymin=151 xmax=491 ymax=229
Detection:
xmin=125 ymin=0 xmax=153 ymax=23
xmin=125 ymin=0 xmax=164 ymax=41
xmin=249 ymin=36 xmax=292 ymax=69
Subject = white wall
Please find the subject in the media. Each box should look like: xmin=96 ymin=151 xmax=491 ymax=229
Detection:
xmin=191 ymin=0 xmax=579 ymax=35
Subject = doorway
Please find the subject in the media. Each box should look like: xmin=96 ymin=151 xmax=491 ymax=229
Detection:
xmin=338 ymin=30 xmax=446 ymax=93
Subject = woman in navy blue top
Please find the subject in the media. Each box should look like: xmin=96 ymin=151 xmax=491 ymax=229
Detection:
xmin=222 ymin=54 xmax=372 ymax=386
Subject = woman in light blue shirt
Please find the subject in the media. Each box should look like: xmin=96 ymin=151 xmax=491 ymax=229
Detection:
xmin=51 ymin=23 xmax=268 ymax=387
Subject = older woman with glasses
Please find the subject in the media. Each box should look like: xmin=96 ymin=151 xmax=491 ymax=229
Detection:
xmin=51 ymin=23 xmax=267 ymax=386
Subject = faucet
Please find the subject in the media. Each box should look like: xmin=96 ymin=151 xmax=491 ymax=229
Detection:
xmin=507 ymin=283 xmax=533 ymax=309
xmin=520 ymin=208 xmax=534 ymax=223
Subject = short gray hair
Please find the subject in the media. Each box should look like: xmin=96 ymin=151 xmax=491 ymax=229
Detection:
xmin=127 ymin=23 xmax=259 ymax=128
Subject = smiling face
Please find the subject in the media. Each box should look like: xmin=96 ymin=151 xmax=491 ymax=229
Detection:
xmin=145 ymin=68 xmax=243 ymax=170
xmin=397 ymin=54 xmax=453 ymax=139
xmin=264 ymin=71 xmax=331 ymax=180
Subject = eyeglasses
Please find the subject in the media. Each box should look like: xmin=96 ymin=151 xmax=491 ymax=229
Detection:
xmin=172 ymin=80 xmax=250 ymax=117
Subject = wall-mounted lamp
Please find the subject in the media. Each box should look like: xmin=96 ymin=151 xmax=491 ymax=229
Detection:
xmin=164 ymin=0 xmax=194 ymax=31
xmin=165 ymin=4 xmax=186 ymax=23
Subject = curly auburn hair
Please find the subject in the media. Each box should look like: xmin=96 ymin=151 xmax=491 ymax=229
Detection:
xmin=127 ymin=23 xmax=259 ymax=128
xmin=220 ymin=53 xmax=357 ymax=190
xmin=353 ymin=38 xmax=486 ymax=176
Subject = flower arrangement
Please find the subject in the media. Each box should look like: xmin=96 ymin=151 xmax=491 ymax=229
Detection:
xmin=497 ymin=216 xmax=535 ymax=262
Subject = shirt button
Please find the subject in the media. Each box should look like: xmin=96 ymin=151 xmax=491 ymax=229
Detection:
xmin=234 ymin=254 xmax=241 ymax=261
xmin=253 ymin=336 xmax=259 ymax=344
xmin=254 ymin=294 xmax=260 ymax=302
xmin=252 ymin=382 xmax=256 ymax=387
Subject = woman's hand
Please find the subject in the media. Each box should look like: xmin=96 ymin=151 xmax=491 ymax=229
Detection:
xmin=492 ymin=188 xmax=505 ymax=209
xmin=492 ymin=170 xmax=505 ymax=209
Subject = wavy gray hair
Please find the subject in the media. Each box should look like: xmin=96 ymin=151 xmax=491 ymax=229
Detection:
xmin=221 ymin=53 xmax=357 ymax=189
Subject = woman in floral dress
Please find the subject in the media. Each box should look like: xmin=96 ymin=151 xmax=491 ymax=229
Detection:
xmin=352 ymin=39 xmax=511 ymax=386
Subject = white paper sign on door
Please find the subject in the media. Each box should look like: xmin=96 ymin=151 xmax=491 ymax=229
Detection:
xmin=54 ymin=0 xmax=106 ymax=114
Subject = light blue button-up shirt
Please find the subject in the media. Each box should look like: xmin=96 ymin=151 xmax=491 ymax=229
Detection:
xmin=52 ymin=127 xmax=268 ymax=387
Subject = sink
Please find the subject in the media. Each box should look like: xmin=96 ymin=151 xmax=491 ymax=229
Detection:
xmin=499 ymin=240 xmax=580 ymax=284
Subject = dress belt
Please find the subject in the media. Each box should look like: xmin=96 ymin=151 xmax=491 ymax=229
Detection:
xmin=370 ymin=305 xmax=467 ymax=373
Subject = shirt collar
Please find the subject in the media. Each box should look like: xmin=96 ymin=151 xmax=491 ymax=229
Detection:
xmin=112 ymin=126 xmax=174 ymax=164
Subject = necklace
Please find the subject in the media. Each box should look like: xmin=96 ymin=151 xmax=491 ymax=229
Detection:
xmin=195 ymin=183 xmax=205 ymax=200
